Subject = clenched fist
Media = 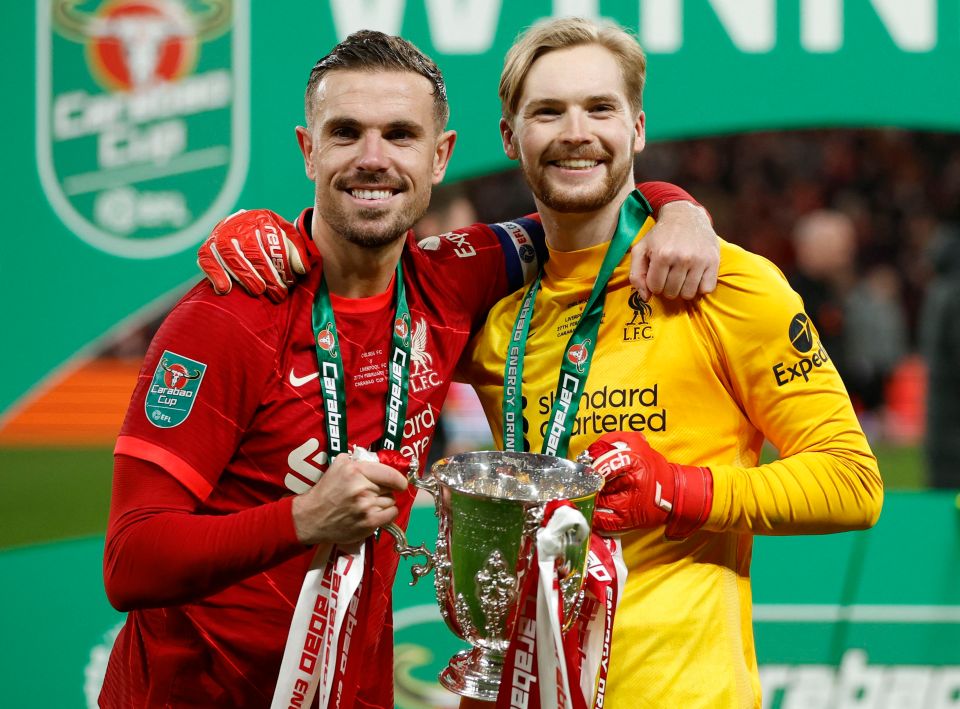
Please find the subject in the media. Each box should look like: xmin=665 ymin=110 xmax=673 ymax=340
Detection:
xmin=587 ymin=431 xmax=713 ymax=540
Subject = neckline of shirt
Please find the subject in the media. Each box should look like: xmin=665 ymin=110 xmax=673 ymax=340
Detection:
xmin=544 ymin=237 xmax=633 ymax=282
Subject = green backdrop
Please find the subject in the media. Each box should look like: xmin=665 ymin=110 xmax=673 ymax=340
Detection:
xmin=2 ymin=493 xmax=958 ymax=708
xmin=4 ymin=0 xmax=960 ymax=418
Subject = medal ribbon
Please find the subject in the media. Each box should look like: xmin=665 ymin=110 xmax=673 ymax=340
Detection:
xmin=502 ymin=191 xmax=652 ymax=457
xmin=276 ymin=266 xmax=412 ymax=708
xmin=311 ymin=262 xmax=411 ymax=456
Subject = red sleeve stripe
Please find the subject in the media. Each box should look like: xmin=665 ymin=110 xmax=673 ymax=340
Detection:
xmin=114 ymin=435 xmax=214 ymax=500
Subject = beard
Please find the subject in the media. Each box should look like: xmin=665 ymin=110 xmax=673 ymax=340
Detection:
xmin=521 ymin=147 xmax=632 ymax=213
xmin=320 ymin=175 xmax=431 ymax=249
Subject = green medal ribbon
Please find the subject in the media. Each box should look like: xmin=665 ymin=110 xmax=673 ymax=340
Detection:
xmin=501 ymin=191 xmax=652 ymax=457
xmin=312 ymin=262 xmax=411 ymax=459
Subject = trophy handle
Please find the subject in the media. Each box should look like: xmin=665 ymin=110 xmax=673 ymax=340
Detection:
xmin=381 ymin=522 xmax=436 ymax=585
xmin=374 ymin=454 xmax=439 ymax=585
xmin=409 ymin=460 xmax=440 ymax=497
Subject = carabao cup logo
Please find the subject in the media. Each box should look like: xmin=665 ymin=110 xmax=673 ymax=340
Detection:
xmin=37 ymin=0 xmax=249 ymax=258
xmin=566 ymin=339 xmax=590 ymax=373
xmin=145 ymin=350 xmax=207 ymax=428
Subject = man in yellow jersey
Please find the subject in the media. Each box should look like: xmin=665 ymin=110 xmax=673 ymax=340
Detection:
xmin=460 ymin=17 xmax=883 ymax=708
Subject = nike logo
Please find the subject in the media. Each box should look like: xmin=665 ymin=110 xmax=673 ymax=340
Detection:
xmin=288 ymin=368 xmax=320 ymax=387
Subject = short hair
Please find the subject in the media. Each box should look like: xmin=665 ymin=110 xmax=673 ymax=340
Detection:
xmin=499 ymin=17 xmax=646 ymax=122
xmin=304 ymin=30 xmax=449 ymax=129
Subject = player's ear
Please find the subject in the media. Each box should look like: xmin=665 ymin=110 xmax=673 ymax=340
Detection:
xmin=432 ymin=130 xmax=457 ymax=184
xmin=295 ymin=125 xmax=315 ymax=180
xmin=633 ymin=111 xmax=646 ymax=155
xmin=500 ymin=118 xmax=519 ymax=161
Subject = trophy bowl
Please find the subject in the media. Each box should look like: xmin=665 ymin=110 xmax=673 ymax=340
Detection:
xmin=388 ymin=450 xmax=602 ymax=700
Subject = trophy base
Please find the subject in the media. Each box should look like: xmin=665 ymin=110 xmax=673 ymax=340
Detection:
xmin=439 ymin=647 xmax=505 ymax=700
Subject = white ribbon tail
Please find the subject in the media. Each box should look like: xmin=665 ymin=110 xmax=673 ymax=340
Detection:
xmin=271 ymin=543 xmax=365 ymax=709
xmin=535 ymin=506 xmax=589 ymax=709
xmin=581 ymin=536 xmax=627 ymax=708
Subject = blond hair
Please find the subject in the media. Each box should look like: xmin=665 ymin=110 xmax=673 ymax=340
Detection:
xmin=499 ymin=17 xmax=647 ymax=122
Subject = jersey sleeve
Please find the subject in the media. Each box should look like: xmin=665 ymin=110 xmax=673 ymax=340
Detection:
xmin=103 ymin=456 xmax=303 ymax=610
xmin=114 ymin=284 xmax=280 ymax=500
xmin=413 ymin=217 xmax=546 ymax=330
xmin=699 ymin=244 xmax=883 ymax=534
xmin=637 ymin=180 xmax=707 ymax=220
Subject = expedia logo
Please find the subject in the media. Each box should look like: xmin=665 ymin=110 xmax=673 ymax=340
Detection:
xmin=441 ymin=230 xmax=476 ymax=257
xmin=38 ymin=0 xmax=249 ymax=258
xmin=624 ymin=291 xmax=654 ymax=341
xmin=773 ymin=313 xmax=830 ymax=386
xmin=789 ymin=313 xmax=815 ymax=353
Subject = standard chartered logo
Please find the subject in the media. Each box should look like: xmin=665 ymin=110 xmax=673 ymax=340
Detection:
xmin=538 ymin=384 xmax=665 ymax=439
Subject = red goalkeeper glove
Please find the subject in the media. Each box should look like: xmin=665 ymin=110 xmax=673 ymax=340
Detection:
xmin=197 ymin=209 xmax=311 ymax=303
xmin=586 ymin=431 xmax=713 ymax=540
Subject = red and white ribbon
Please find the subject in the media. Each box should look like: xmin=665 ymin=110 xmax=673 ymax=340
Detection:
xmin=497 ymin=502 xmax=627 ymax=709
xmin=572 ymin=536 xmax=626 ymax=707
xmin=272 ymin=446 xmax=398 ymax=709
xmin=535 ymin=505 xmax=589 ymax=709
xmin=271 ymin=542 xmax=366 ymax=709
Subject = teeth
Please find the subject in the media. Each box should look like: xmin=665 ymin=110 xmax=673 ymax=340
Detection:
xmin=351 ymin=189 xmax=392 ymax=200
xmin=555 ymin=159 xmax=599 ymax=169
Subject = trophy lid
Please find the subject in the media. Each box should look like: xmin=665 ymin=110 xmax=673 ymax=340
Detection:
xmin=429 ymin=451 xmax=602 ymax=503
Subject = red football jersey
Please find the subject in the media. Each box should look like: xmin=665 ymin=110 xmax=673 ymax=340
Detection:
xmin=100 ymin=181 xmax=697 ymax=707
xmin=103 ymin=210 xmax=542 ymax=707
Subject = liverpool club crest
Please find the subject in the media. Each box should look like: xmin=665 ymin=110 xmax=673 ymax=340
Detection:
xmin=37 ymin=1 xmax=249 ymax=257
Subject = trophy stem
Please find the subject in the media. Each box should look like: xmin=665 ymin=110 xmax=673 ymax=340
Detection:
xmin=439 ymin=647 xmax=506 ymax=701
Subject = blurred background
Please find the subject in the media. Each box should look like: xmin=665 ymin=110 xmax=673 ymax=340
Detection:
xmin=2 ymin=1 xmax=959 ymax=707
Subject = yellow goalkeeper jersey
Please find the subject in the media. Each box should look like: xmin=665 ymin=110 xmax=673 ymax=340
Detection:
xmin=460 ymin=209 xmax=882 ymax=708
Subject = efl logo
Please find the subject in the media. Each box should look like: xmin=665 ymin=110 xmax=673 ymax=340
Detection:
xmin=37 ymin=0 xmax=249 ymax=258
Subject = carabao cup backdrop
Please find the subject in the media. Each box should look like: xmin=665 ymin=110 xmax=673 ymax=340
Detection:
xmin=3 ymin=0 xmax=960 ymax=418
xmin=4 ymin=3 xmax=960 ymax=707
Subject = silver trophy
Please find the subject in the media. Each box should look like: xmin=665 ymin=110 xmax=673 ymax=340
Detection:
xmin=384 ymin=450 xmax=602 ymax=700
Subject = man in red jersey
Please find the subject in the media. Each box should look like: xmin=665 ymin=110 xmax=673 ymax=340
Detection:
xmin=103 ymin=31 xmax=717 ymax=709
